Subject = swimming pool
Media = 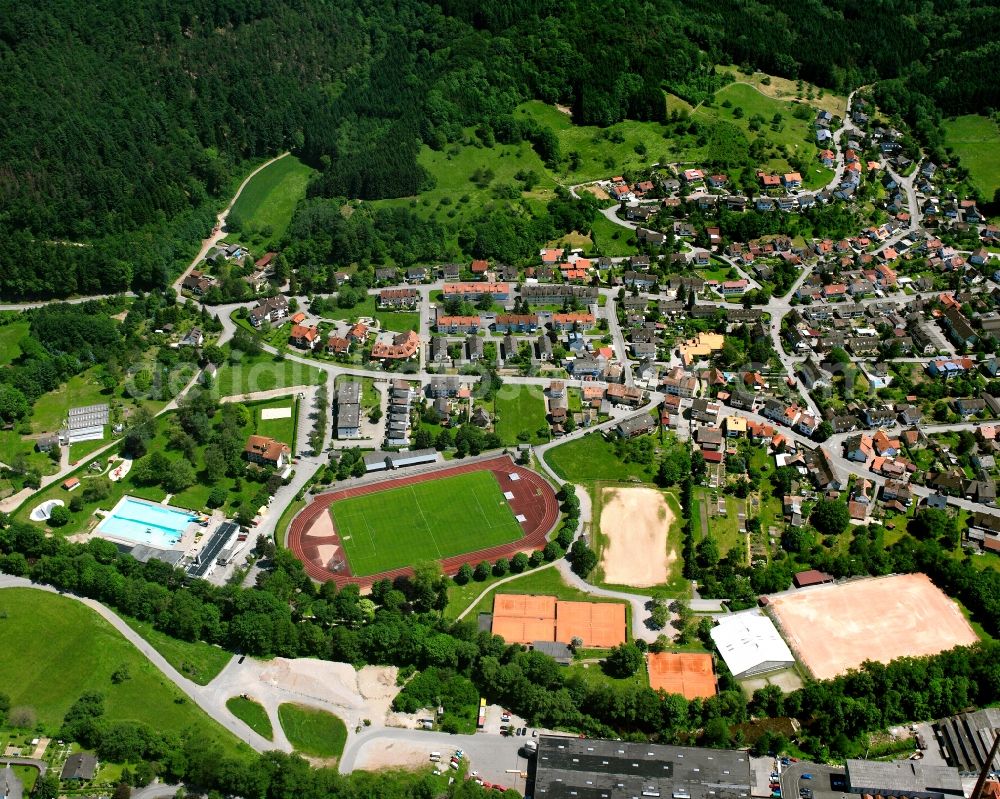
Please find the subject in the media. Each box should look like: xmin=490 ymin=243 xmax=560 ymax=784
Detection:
xmin=96 ymin=496 xmax=198 ymax=549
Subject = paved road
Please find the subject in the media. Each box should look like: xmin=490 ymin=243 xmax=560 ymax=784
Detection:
xmin=339 ymin=726 xmax=531 ymax=791
xmin=0 ymin=757 xmax=47 ymax=776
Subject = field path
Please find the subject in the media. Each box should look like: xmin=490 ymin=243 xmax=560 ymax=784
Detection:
xmin=171 ymin=152 xmax=290 ymax=295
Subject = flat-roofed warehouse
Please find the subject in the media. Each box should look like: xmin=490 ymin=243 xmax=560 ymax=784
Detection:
xmin=532 ymin=734 xmax=752 ymax=799
xmin=845 ymin=759 xmax=964 ymax=799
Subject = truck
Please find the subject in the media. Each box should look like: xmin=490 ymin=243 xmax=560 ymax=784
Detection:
xmin=521 ymin=740 xmax=538 ymax=757
xmin=477 ymin=697 xmax=487 ymax=729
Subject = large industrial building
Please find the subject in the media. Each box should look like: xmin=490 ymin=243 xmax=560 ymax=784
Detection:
xmin=709 ymin=611 xmax=795 ymax=679
xmin=933 ymin=708 xmax=1000 ymax=774
xmin=845 ymin=759 xmax=964 ymax=799
xmin=531 ymin=735 xmax=753 ymax=799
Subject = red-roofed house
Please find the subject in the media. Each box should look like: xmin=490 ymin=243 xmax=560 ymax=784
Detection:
xmin=289 ymin=324 xmax=319 ymax=350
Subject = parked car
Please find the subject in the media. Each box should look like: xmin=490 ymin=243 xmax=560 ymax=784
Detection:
xmin=801 ymin=774 xmax=813 ymax=780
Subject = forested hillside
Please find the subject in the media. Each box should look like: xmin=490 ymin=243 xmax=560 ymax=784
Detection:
xmin=2 ymin=0 xmax=996 ymax=299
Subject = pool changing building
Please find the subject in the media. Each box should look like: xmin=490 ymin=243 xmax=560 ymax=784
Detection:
xmin=531 ymin=735 xmax=753 ymax=799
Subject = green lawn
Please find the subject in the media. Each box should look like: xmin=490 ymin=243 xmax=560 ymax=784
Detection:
xmin=545 ymin=432 xmax=656 ymax=483
xmin=227 ymin=696 xmax=274 ymax=740
xmin=588 ymin=213 xmax=639 ymax=257
xmin=122 ymin=616 xmax=232 ymax=685
xmin=0 ymin=321 xmax=29 ymax=367
xmin=463 ymin=563 xmax=629 ymax=621
xmin=372 ymin=129 xmax=558 ymax=250
xmin=316 ymin=295 xmax=420 ymax=333
xmin=31 ymin=368 xmax=111 ymax=433
xmin=214 ymin=349 xmax=324 ymax=397
xmin=255 ymin=398 xmax=296 ymax=445
xmin=228 ymin=155 xmax=315 ymax=245
xmin=0 ymin=588 xmax=247 ymax=756
xmin=493 ymin=385 xmax=549 ymax=445
xmin=69 ymin=436 xmax=109 ymax=464
xmin=277 ymin=703 xmax=347 ymax=759
xmin=517 ymin=101 xmax=681 ymax=182
xmin=943 ymin=114 xmax=1000 ymax=196
xmin=332 ymin=470 xmax=524 ymax=577
xmin=693 ymin=83 xmax=825 ymax=185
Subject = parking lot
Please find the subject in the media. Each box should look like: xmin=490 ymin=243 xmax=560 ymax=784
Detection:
xmin=780 ymin=759 xmax=853 ymax=799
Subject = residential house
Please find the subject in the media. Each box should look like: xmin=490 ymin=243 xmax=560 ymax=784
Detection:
xmin=289 ymin=324 xmax=319 ymax=350
xmin=249 ymin=295 xmax=289 ymax=327
xmin=371 ymin=330 xmax=420 ymax=361
xmin=436 ymin=315 xmax=480 ymax=334
xmin=953 ymin=397 xmax=986 ymax=418
xmin=616 ymin=414 xmax=656 ymax=439
xmin=243 ymin=435 xmax=291 ymax=469
xmin=442 ymin=282 xmax=510 ymax=302
xmin=466 ymin=334 xmax=483 ymax=362
xmin=863 ymin=406 xmax=896 ymax=428
xmin=927 ymin=356 xmax=975 ymax=379
xmin=492 ymin=314 xmax=538 ymax=333
xmin=690 ymin=398 xmax=721 ymax=424
xmin=379 ymin=288 xmax=419 ymax=309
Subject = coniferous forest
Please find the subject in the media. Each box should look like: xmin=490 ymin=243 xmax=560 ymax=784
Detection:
xmin=1 ymin=0 xmax=998 ymax=299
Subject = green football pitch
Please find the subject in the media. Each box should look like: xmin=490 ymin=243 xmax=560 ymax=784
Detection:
xmin=330 ymin=470 xmax=524 ymax=576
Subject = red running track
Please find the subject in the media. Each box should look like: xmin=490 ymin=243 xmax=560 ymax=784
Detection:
xmin=287 ymin=455 xmax=560 ymax=588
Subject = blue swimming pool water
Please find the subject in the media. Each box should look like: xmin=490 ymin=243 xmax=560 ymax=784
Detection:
xmin=97 ymin=497 xmax=197 ymax=548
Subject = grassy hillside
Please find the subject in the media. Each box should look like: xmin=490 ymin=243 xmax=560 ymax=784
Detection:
xmin=0 ymin=588 xmax=247 ymax=756
xmin=943 ymin=115 xmax=1000 ymax=197
xmin=228 ymin=155 xmax=316 ymax=247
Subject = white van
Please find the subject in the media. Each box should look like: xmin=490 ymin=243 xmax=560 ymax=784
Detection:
xmin=429 ymin=752 xmax=441 ymax=762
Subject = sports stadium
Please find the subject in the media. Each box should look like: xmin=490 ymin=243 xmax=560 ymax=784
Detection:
xmin=288 ymin=455 xmax=559 ymax=586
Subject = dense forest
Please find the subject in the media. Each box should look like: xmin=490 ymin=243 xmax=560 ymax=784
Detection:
xmin=2 ymin=0 xmax=997 ymax=299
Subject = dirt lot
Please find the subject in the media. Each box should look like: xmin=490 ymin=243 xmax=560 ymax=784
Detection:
xmin=579 ymin=183 xmax=611 ymax=201
xmin=599 ymin=487 xmax=675 ymax=587
xmin=769 ymin=573 xmax=978 ymax=680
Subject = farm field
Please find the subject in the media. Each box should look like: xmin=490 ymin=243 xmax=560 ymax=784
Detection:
xmin=278 ymin=703 xmax=347 ymax=759
xmin=228 ymin=155 xmax=315 ymax=245
xmin=493 ymin=385 xmax=549 ymax=445
xmin=943 ymin=114 xmax=1000 ymax=196
xmin=715 ymin=67 xmax=848 ymax=117
xmin=330 ymin=470 xmax=524 ymax=577
xmin=0 ymin=588 xmax=247 ymax=756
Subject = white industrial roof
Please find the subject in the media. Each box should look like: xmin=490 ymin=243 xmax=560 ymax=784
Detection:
xmin=710 ymin=611 xmax=794 ymax=677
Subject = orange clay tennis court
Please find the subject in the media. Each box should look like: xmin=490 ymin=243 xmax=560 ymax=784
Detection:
xmin=646 ymin=652 xmax=718 ymax=700
xmin=490 ymin=593 xmax=627 ymax=648
xmin=768 ymin=573 xmax=978 ymax=680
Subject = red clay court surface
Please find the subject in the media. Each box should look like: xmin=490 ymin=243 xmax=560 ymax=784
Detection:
xmin=288 ymin=455 xmax=559 ymax=587
xmin=646 ymin=652 xmax=718 ymax=700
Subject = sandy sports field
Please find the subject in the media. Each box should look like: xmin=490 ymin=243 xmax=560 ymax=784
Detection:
xmin=769 ymin=573 xmax=978 ymax=680
xmin=599 ymin=487 xmax=675 ymax=587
